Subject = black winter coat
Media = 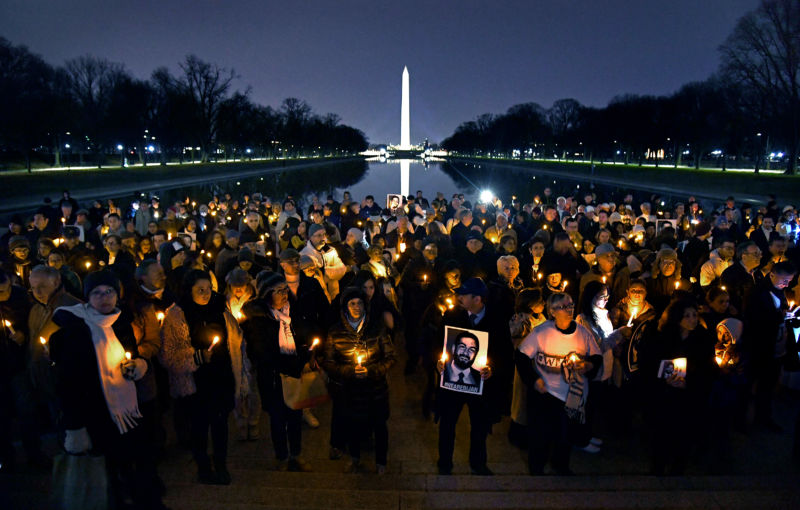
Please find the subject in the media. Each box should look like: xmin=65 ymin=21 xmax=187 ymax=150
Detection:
xmin=323 ymin=310 xmax=395 ymax=421
xmin=241 ymin=300 xmax=310 ymax=408
xmin=50 ymin=307 xmax=142 ymax=453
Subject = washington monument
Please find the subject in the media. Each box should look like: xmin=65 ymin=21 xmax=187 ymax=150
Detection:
xmin=400 ymin=66 xmax=410 ymax=150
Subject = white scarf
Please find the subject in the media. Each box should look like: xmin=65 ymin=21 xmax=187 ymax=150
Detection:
xmin=60 ymin=303 xmax=141 ymax=434
xmin=593 ymin=306 xmax=614 ymax=338
xmin=271 ymin=305 xmax=296 ymax=354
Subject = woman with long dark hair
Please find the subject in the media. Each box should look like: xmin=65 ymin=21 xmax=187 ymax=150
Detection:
xmin=638 ymin=296 xmax=716 ymax=475
xmin=160 ymin=269 xmax=248 ymax=484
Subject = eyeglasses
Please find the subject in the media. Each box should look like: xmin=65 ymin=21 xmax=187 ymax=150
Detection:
xmin=89 ymin=288 xmax=117 ymax=298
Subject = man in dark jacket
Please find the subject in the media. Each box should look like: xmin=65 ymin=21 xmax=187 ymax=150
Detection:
xmin=721 ymin=241 xmax=763 ymax=315
xmin=436 ymin=277 xmax=513 ymax=476
xmin=742 ymin=261 xmax=797 ymax=431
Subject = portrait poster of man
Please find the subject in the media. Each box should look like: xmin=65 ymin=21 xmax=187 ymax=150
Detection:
xmin=440 ymin=326 xmax=489 ymax=395
xmin=656 ymin=219 xmax=677 ymax=235
xmin=386 ymin=194 xmax=402 ymax=213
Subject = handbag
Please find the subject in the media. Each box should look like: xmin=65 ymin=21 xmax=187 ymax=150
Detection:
xmin=281 ymin=369 xmax=330 ymax=410
xmin=52 ymin=452 xmax=109 ymax=510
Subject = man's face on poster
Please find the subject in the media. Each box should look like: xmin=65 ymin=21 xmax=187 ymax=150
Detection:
xmin=453 ymin=336 xmax=478 ymax=370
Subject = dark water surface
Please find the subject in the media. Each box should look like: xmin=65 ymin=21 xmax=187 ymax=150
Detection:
xmin=146 ymin=158 xmax=715 ymax=210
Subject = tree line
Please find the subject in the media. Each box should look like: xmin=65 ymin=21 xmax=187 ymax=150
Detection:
xmin=442 ymin=0 xmax=800 ymax=175
xmin=0 ymin=40 xmax=368 ymax=172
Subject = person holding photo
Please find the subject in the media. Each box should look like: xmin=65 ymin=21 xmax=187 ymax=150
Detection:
xmin=436 ymin=277 xmax=512 ymax=476
xmin=637 ymin=297 xmax=715 ymax=475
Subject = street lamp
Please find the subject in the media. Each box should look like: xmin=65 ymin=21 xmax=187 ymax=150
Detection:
xmin=117 ymin=144 xmax=124 ymax=167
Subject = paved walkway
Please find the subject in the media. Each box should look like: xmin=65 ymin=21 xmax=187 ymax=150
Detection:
xmin=2 ymin=344 xmax=799 ymax=509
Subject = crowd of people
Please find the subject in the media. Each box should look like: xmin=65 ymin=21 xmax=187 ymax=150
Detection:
xmin=1 ymin=185 xmax=799 ymax=508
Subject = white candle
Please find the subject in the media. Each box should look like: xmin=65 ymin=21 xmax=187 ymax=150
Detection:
xmin=310 ymin=338 xmax=320 ymax=350
xmin=125 ymin=351 xmax=132 ymax=361
xmin=3 ymin=320 xmax=15 ymax=336
xmin=208 ymin=336 xmax=220 ymax=352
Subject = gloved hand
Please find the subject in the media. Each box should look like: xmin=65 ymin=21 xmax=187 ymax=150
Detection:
xmin=64 ymin=427 xmax=92 ymax=454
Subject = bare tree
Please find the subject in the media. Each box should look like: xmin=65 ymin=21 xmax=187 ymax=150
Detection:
xmin=178 ymin=55 xmax=236 ymax=162
xmin=719 ymin=0 xmax=800 ymax=174
xmin=64 ymin=56 xmax=130 ymax=167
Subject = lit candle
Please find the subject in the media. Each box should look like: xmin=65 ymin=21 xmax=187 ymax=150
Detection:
xmin=618 ymin=239 xmax=624 ymax=248
xmin=445 ymin=297 xmax=454 ymax=310
xmin=721 ymin=285 xmax=727 ymax=291
xmin=627 ymin=308 xmax=639 ymax=328
xmin=156 ymin=311 xmax=165 ymax=324
xmin=3 ymin=320 xmax=15 ymax=336
xmin=440 ymin=351 xmax=448 ymax=363
xmin=423 ymin=274 xmax=427 ymax=283
xmin=542 ymin=224 xmax=548 ymax=230
xmin=574 ymin=243 xmax=580 ymax=250
xmin=192 ymin=201 xmax=197 ymax=208
xmin=715 ymin=356 xmax=724 ymax=367
xmin=40 ymin=336 xmax=48 ymax=355
xmin=395 ymin=253 xmax=400 ymax=261
xmin=85 ymin=261 xmax=92 ymax=270
xmin=561 ymin=281 xmax=569 ymax=291
xmin=568 ymin=353 xmax=580 ymax=363
xmin=601 ymin=276 xmax=607 ymax=284
xmin=399 ymin=242 xmax=406 ymax=253
xmin=674 ymin=281 xmax=680 ymax=290
xmin=206 ymin=252 xmax=212 ymax=258
xmin=208 ymin=336 xmax=220 ymax=352
xmin=61 ymin=217 xmax=66 ymax=224
xmin=356 ymin=354 xmax=364 ymax=367
xmin=234 ymin=310 xmax=244 ymax=321
xmin=310 ymin=338 xmax=320 ymax=350
xmin=673 ymin=357 xmax=687 ymax=375
xmin=125 ymin=351 xmax=132 ymax=361
xmin=475 ymin=354 xmax=488 ymax=370
xmin=537 ymin=273 xmax=543 ymax=281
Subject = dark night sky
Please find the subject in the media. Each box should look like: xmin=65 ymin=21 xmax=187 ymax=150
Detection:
xmin=1 ymin=0 xmax=759 ymax=145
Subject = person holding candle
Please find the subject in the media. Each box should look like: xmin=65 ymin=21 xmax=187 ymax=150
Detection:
xmin=645 ymin=248 xmax=686 ymax=316
xmin=575 ymin=280 xmax=633 ymax=453
xmin=224 ymin=268 xmax=260 ymax=441
xmin=637 ymin=296 xmax=716 ymax=475
xmin=0 ymin=271 xmax=32 ymax=472
xmin=241 ymin=273 xmax=315 ymax=471
xmin=160 ymin=269 xmax=248 ymax=485
xmin=436 ymin=277 xmax=511 ymax=476
xmin=515 ymin=292 xmax=602 ymax=475
xmin=323 ymin=287 xmax=395 ymax=474
xmin=49 ymin=269 xmax=166 ymax=509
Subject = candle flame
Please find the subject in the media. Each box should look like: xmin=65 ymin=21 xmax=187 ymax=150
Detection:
xmin=2 ymin=320 xmax=10 ymax=327
xmin=85 ymin=261 xmax=92 ymax=269
xmin=311 ymin=338 xmax=320 ymax=349
xmin=423 ymin=274 xmax=427 ymax=282
xmin=715 ymin=356 xmax=724 ymax=366
xmin=721 ymin=285 xmax=727 ymax=291
xmin=399 ymin=242 xmax=406 ymax=253
xmin=125 ymin=351 xmax=132 ymax=360
xmin=568 ymin=353 xmax=580 ymax=363
xmin=356 ymin=354 xmax=364 ymax=365
xmin=537 ymin=272 xmax=543 ymax=280
xmin=156 ymin=311 xmax=165 ymax=323
xmin=674 ymin=281 xmax=680 ymax=290
xmin=440 ymin=352 xmax=448 ymax=362
xmin=39 ymin=336 xmax=47 ymax=345
xmin=673 ymin=357 xmax=687 ymax=372
xmin=209 ymin=336 xmax=220 ymax=351
xmin=601 ymin=276 xmax=607 ymax=284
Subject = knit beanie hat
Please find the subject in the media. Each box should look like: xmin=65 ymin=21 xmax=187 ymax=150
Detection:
xmin=226 ymin=267 xmax=252 ymax=287
xmin=237 ymin=247 xmax=255 ymax=263
xmin=308 ymin=223 xmax=325 ymax=237
xmin=257 ymin=272 xmax=286 ymax=300
xmin=84 ymin=269 xmax=121 ymax=298
xmin=8 ymin=235 xmax=30 ymax=251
